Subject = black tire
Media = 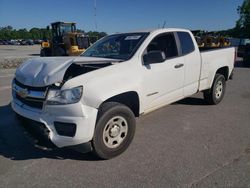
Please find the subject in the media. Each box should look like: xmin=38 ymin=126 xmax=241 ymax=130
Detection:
xmin=203 ymin=74 xmax=226 ymax=105
xmin=53 ymin=47 xmax=66 ymax=56
xmin=40 ymin=49 xmax=47 ymax=57
xmin=92 ymin=102 xmax=136 ymax=159
xmin=40 ymin=48 xmax=51 ymax=57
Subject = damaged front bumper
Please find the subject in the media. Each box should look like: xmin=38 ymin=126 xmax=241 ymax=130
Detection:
xmin=12 ymin=97 xmax=98 ymax=152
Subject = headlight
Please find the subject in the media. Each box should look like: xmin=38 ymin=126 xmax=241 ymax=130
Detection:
xmin=46 ymin=86 xmax=83 ymax=105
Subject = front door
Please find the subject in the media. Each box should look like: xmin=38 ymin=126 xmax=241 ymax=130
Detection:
xmin=141 ymin=32 xmax=185 ymax=112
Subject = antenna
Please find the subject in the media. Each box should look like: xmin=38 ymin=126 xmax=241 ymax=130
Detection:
xmin=94 ymin=0 xmax=97 ymax=30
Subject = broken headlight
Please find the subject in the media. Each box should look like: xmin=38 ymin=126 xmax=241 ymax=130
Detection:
xmin=46 ymin=86 xmax=83 ymax=105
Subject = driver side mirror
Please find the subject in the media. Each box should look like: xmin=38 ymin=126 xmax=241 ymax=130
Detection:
xmin=143 ymin=50 xmax=166 ymax=65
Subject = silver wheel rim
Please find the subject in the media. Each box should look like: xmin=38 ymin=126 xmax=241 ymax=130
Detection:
xmin=215 ymin=80 xmax=223 ymax=99
xmin=103 ymin=116 xmax=128 ymax=149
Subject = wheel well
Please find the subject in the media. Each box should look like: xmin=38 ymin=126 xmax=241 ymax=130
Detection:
xmin=101 ymin=91 xmax=140 ymax=117
xmin=216 ymin=66 xmax=229 ymax=80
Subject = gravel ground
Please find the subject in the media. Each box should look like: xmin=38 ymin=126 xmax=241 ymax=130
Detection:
xmin=0 ymin=45 xmax=40 ymax=69
xmin=0 ymin=45 xmax=40 ymax=57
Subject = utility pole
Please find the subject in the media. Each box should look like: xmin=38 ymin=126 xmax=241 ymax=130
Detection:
xmin=162 ymin=20 xmax=166 ymax=28
xmin=94 ymin=0 xmax=97 ymax=30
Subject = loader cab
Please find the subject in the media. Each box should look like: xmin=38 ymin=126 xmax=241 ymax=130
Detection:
xmin=51 ymin=22 xmax=76 ymax=44
xmin=51 ymin=22 xmax=76 ymax=36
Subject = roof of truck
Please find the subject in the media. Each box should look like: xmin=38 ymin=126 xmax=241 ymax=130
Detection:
xmin=113 ymin=28 xmax=191 ymax=35
xmin=134 ymin=28 xmax=190 ymax=33
xmin=111 ymin=28 xmax=191 ymax=35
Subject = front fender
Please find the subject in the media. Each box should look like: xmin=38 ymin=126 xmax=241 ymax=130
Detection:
xmin=62 ymin=61 xmax=144 ymax=114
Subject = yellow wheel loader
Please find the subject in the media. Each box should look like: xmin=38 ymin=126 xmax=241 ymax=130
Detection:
xmin=216 ymin=37 xmax=231 ymax=47
xmin=40 ymin=22 xmax=90 ymax=56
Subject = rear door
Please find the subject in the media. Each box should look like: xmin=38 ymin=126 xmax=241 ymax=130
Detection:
xmin=141 ymin=32 xmax=185 ymax=112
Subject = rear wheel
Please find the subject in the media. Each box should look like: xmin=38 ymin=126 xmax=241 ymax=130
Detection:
xmin=203 ymin=74 xmax=226 ymax=105
xmin=92 ymin=102 xmax=136 ymax=159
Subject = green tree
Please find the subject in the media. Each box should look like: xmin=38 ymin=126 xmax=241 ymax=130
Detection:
xmin=30 ymin=28 xmax=41 ymax=39
xmin=86 ymin=31 xmax=107 ymax=39
xmin=0 ymin=26 xmax=13 ymax=39
xmin=236 ymin=0 xmax=250 ymax=38
xmin=18 ymin=28 xmax=30 ymax=39
xmin=0 ymin=26 xmax=106 ymax=41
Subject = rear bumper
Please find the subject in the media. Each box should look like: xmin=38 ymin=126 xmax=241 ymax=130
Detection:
xmin=11 ymin=99 xmax=98 ymax=149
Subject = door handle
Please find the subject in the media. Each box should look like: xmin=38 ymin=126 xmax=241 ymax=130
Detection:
xmin=174 ymin=63 xmax=184 ymax=68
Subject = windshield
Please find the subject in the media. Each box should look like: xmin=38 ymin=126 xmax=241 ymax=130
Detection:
xmin=81 ymin=32 xmax=149 ymax=60
xmin=52 ymin=23 xmax=75 ymax=37
xmin=60 ymin=25 xmax=72 ymax=33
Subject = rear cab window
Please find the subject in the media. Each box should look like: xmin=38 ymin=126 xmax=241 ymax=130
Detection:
xmin=177 ymin=32 xmax=195 ymax=55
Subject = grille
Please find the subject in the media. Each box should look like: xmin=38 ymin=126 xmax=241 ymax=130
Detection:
xmin=16 ymin=94 xmax=44 ymax=109
xmin=14 ymin=79 xmax=48 ymax=110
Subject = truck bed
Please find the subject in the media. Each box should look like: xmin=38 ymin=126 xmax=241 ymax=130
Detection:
xmin=199 ymin=46 xmax=233 ymax=52
xmin=198 ymin=47 xmax=235 ymax=91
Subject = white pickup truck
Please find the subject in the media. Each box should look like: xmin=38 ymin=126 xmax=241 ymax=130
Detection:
xmin=12 ymin=28 xmax=235 ymax=159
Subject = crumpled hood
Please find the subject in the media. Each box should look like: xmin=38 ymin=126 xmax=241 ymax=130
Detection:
xmin=15 ymin=56 xmax=118 ymax=87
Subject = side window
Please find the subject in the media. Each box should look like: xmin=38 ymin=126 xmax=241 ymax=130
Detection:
xmin=177 ymin=32 xmax=195 ymax=55
xmin=147 ymin=33 xmax=178 ymax=59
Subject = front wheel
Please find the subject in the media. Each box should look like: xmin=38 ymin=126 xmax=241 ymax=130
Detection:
xmin=53 ymin=47 xmax=66 ymax=56
xmin=203 ymin=74 xmax=226 ymax=105
xmin=40 ymin=48 xmax=51 ymax=57
xmin=92 ymin=102 xmax=136 ymax=159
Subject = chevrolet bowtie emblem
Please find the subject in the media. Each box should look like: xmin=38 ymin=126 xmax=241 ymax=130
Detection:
xmin=17 ymin=88 xmax=29 ymax=98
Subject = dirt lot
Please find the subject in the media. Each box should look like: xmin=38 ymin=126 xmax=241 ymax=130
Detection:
xmin=0 ymin=45 xmax=40 ymax=69
xmin=0 ymin=45 xmax=40 ymax=58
